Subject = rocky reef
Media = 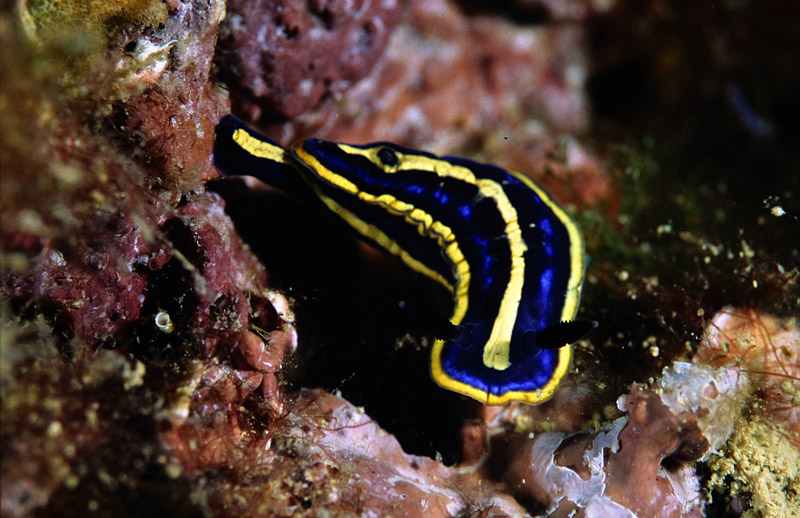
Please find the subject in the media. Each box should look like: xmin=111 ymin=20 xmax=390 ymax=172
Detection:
xmin=2 ymin=1 xmax=798 ymax=517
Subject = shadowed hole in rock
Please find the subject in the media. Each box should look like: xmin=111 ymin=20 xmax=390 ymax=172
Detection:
xmin=309 ymin=5 xmax=334 ymax=30
xmin=162 ymin=217 xmax=205 ymax=271
xmin=131 ymin=257 xmax=200 ymax=361
xmin=274 ymin=15 xmax=300 ymax=40
xmin=357 ymin=21 xmax=376 ymax=51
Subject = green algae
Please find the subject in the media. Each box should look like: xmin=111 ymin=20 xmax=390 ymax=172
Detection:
xmin=22 ymin=0 xmax=168 ymax=50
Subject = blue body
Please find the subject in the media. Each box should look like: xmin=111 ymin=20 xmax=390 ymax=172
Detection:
xmin=214 ymin=115 xmax=590 ymax=405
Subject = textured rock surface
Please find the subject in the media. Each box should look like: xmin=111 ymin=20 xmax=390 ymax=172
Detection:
xmin=1 ymin=1 xmax=295 ymax=516
xmin=217 ymin=0 xmax=403 ymax=120
xmin=220 ymin=0 xmax=611 ymax=210
xmin=2 ymin=0 xmax=799 ymax=517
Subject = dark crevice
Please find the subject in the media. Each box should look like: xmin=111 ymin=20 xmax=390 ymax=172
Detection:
xmin=210 ymin=178 xmax=465 ymax=464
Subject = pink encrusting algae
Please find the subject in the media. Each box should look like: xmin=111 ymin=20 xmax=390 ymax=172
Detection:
xmin=2 ymin=0 xmax=799 ymax=517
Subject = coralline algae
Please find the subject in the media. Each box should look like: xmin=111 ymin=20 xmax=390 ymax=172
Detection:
xmin=656 ymin=361 xmax=747 ymax=460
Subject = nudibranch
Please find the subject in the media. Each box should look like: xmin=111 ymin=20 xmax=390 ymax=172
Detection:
xmin=214 ymin=115 xmax=594 ymax=405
